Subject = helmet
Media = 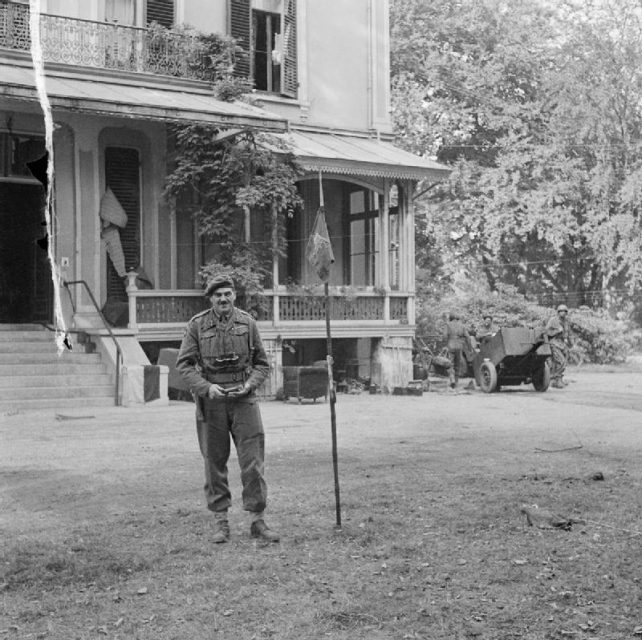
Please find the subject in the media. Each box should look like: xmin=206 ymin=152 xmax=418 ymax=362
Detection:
xmin=557 ymin=304 xmax=569 ymax=312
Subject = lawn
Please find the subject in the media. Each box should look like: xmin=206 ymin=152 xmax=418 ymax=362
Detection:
xmin=3 ymin=424 xmax=642 ymax=640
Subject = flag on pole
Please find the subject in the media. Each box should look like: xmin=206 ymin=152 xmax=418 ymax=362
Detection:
xmin=306 ymin=207 xmax=335 ymax=282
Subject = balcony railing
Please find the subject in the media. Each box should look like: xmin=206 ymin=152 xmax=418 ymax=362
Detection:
xmin=124 ymin=274 xmax=410 ymax=331
xmin=0 ymin=1 xmax=209 ymax=80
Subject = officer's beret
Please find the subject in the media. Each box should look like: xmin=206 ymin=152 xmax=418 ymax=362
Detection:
xmin=204 ymin=275 xmax=235 ymax=297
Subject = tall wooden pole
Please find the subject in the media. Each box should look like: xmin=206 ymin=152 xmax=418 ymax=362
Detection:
xmin=319 ymin=171 xmax=341 ymax=529
xmin=325 ymin=281 xmax=341 ymax=529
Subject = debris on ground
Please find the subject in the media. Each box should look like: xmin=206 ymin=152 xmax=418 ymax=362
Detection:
xmin=520 ymin=504 xmax=586 ymax=530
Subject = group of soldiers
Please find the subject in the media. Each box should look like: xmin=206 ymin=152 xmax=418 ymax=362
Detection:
xmin=442 ymin=303 xmax=573 ymax=390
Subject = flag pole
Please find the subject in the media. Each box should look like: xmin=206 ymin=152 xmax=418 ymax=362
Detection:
xmin=318 ymin=171 xmax=342 ymax=529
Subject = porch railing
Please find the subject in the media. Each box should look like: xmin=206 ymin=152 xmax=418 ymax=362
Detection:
xmin=125 ymin=274 xmax=410 ymax=330
xmin=0 ymin=1 xmax=209 ymax=80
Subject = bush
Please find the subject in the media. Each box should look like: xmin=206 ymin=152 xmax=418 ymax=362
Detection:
xmin=416 ymin=283 xmax=633 ymax=364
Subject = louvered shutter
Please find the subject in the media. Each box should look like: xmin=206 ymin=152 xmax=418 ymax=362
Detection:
xmin=105 ymin=147 xmax=140 ymax=301
xmin=229 ymin=0 xmax=251 ymax=78
xmin=280 ymin=0 xmax=297 ymax=97
xmin=146 ymin=0 xmax=174 ymax=27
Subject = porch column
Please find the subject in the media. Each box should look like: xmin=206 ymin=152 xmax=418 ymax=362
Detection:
xmin=405 ymin=180 xmax=416 ymax=324
xmin=126 ymin=271 xmax=139 ymax=330
xmin=169 ymin=201 xmax=177 ymax=289
xmin=380 ymin=179 xmax=391 ymax=322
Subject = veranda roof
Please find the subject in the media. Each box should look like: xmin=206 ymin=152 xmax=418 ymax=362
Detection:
xmin=0 ymin=61 xmax=287 ymax=130
xmin=267 ymin=130 xmax=451 ymax=181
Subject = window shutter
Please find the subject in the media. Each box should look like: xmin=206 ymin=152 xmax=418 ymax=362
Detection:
xmin=228 ymin=0 xmax=251 ymax=78
xmin=146 ymin=0 xmax=174 ymax=27
xmin=280 ymin=0 xmax=297 ymax=97
xmin=105 ymin=147 xmax=141 ymax=302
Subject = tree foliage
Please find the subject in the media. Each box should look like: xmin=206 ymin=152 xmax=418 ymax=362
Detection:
xmin=391 ymin=0 xmax=642 ymax=319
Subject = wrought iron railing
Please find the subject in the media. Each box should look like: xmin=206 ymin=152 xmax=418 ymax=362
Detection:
xmin=390 ymin=295 xmax=409 ymax=323
xmin=279 ymin=293 xmax=385 ymax=322
xmin=0 ymin=1 xmax=209 ymax=80
xmin=125 ymin=279 xmax=411 ymax=328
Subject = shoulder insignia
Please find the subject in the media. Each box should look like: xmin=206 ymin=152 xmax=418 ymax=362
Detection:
xmin=234 ymin=309 xmax=253 ymax=323
xmin=189 ymin=308 xmax=211 ymax=323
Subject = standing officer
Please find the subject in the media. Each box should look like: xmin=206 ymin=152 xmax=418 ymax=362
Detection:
xmin=176 ymin=274 xmax=279 ymax=543
xmin=545 ymin=303 xmax=572 ymax=388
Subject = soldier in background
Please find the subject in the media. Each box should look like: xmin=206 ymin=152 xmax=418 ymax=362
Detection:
xmin=545 ymin=304 xmax=572 ymax=388
xmin=476 ymin=313 xmax=499 ymax=345
xmin=176 ymin=274 xmax=279 ymax=544
xmin=444 ymin=311 xmax=472 ymax=389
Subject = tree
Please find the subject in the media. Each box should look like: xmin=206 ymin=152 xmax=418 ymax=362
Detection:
xmin=391 ymin=0 xmax=642 ymax=315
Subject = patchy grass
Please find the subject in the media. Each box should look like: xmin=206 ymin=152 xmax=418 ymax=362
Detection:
xmin=2 ymin=444 xmax=642 ymax=639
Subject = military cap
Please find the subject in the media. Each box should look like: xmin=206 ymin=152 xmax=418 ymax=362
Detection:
xmin=204 ymin=274 xmax=235 ymax=297
xmin=482 ymin=312 xmax=493 ymax=320
xmin=557 ymin=304 xmax=569 ymax=312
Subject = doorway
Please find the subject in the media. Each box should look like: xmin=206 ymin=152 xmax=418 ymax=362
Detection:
xmin=0 ymin=182 xmax=53 ymax=323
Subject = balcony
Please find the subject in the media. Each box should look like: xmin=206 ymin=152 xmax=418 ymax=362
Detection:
xmin=0 ymin=1 xmax=209 ymax=80
xmin=124 ymin=275 xmax=412 ymax=341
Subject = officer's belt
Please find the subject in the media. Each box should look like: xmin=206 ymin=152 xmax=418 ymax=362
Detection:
xmin=205 ymin=371 xmax=247 ymax=384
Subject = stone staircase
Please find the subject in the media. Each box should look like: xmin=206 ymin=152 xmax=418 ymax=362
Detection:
xmin=0 ymin=324 xmax=115 ymax=413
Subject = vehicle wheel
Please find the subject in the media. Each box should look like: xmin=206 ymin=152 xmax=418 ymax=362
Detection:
xmin=532 ymin=361 xmax=551 ymax=392
xmin=479 ymin=361 xmax=498 ymax=393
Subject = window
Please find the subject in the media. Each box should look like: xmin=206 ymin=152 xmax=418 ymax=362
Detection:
xmin=253 ymin=9 xmax=281 ymax=93
xmin=348 ymin=189 xmax=379 ymax=287
xmin=146 ymin=0 xmax=174 ymax=27
xmin=105 ymin=0 xmax=135 ymax=24
xmin=229 ymin=0 xmax=297 ymax=97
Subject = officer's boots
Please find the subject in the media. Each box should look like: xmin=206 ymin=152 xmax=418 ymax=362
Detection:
xmin=250 ymin=519 xmax=280 ymax=543
xmin=213 ymin=512 xmax=230 ymax=544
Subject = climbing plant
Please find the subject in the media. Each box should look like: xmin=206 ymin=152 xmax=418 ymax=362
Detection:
xmin=162 ymin=29 xmax=303 ymax=313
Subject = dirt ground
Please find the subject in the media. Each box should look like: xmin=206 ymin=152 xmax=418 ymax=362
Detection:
xmin=2 ymin=361 xmax=642 ymax=639
xmin=2 ymin=364 xmax=642 ymax=540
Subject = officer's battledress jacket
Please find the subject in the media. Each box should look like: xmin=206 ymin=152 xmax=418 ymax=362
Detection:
xmin=176 ymin=307 xmax=270 ymax=397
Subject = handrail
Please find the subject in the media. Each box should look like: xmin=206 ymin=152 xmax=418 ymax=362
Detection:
xmin=63 ymin=280 xmax=122 ymax=406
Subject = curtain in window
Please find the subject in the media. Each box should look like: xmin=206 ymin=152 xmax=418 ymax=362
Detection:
xmin=105 ymin=0 xmax=135 ymax=24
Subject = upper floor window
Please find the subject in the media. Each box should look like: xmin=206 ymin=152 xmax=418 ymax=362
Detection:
xmin=229 ymin=0 xmax=297 ymax=98
xmin=103 ymin=0 xmax=175 ymax=27
xmin=146 ymin=0 xmax=174 ymax=27
xmin=105 ymin=0 xmax=135 ymax=24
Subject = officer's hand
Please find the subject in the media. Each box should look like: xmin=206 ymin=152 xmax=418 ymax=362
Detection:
xmin=208 ymin=384 xmax=226 ymax=399
xmin=226 ymin=384 xmax=251 ymax=398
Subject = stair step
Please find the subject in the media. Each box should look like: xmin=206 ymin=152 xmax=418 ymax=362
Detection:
xmin=0 ymin=385 xmax=114 ymax=401
xmin=0 ymin=396 xmax=116 ymax=413
xmin=0 ymin=342 xmax=75 ymax=353
xmin=0 ymin=363 xmax=108 ymax=376
xmin=0 ymin=332 xmax=54 ymax=342
xmin=0 ymin=374 xmax=112 ymax=388
xmin=0 ymin=324 xmax=46 ymax=332
xmin=0 ymin=352 xmax=102 ymax=365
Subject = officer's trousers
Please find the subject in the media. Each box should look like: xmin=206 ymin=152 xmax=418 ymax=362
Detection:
xmin=549 ymin=342 xmax=567 ymax=382
xmin=448 ymin=348 xmax=462 ymax=385
xmin=196 ymin=395 xmax=267 ymax=514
